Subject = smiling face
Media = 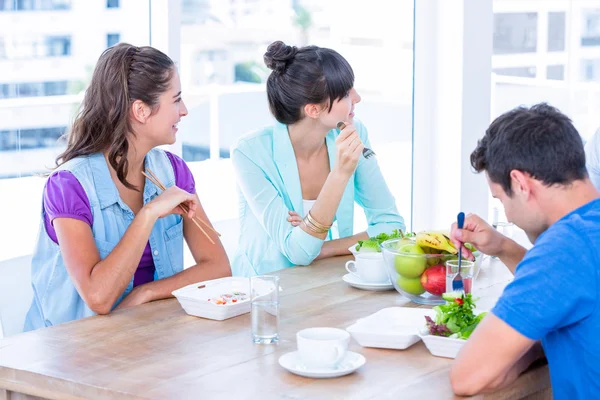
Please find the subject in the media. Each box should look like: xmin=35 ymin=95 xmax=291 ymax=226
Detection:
xmin=142 ymin=70 xmax=188 ymax=146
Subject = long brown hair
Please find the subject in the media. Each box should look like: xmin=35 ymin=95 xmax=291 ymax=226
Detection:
xmin=56 ymin=43 xmax=175 ymax=190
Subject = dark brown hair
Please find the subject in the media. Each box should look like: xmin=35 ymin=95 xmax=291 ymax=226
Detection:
xmin=56 ymin=43 xmax=175 ymax=189
xmin=264 ymin=41 xmax=354 ymax=124
xmin=471 ymin=103 xmax=587 ymax=196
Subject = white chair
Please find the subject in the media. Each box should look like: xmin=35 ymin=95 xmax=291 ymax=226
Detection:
xmin=0 ymin=254 xmax=33 ymax=338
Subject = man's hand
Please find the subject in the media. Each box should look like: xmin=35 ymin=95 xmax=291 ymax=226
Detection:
xmin=450 ymin=213 xmax=506 ymax=258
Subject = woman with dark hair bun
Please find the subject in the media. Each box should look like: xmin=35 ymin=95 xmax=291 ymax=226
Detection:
xmin=24 ymin=43 xmax=231 ymax=331
xmin=231 ymin=41 xmax=405 ymax=276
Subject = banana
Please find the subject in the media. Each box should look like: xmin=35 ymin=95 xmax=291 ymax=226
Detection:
xmin=416 ymin=231 xmax=457 ymax=254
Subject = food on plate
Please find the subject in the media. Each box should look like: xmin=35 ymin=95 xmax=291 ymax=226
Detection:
xmin=355 ymin=229 xmax=403 ymax=253
xmin=207 ymin=291 xmax=248 ymax=305
xmin=424 ymin=292 xmax=487 ymax=339
xmin=394 ymin=243 xmax=427 ymax=278
xmin=420 ymin=265 xmax=446 ymax=296
xmin=396 ymin=275 xmax=426 ymax=295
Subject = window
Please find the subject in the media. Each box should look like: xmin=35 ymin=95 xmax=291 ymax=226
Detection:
xmin=491 ymin=0 xmax=600 ymax=222
xmin=493 ymin=13 xmax=537 ymax=54
xmin=45 ymin=36 xmax=71 ymax=56
xmin=0 ymin=1 xmax=150 ymax=262
xmin=178 ymin=0 xmax=415 ymax=251
xmin=493 ymin=66 xmax=536 ymax=78
xmin=581 ymin=59 xmax=600 ymax=82
xmin=106 ymin=0 xmax=118 ymax=9
xmin=0 ymin=0 xmax=71 ymax=11
xmin=546 ymin=65 xmax=565 ymax=81
xmin=582 ymin=9 xmax=600 ymax=47
xmin=43 ymin=81 xmax=68 ymax=96
xmin=106 ymin=33 xmax=120 ymax=48
xmin=548 ymin=12 xmax=565 ymax=51
xmin=0 ymin=127 xmax=65 ymax=151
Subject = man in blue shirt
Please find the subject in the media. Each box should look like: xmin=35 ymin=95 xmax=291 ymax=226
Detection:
xmin=449 ymin=103 xmax=600 ymax=399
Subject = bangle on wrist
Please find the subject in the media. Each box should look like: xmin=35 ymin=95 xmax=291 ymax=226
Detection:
xmin=303 ymin=212 xmax=331 ymax=234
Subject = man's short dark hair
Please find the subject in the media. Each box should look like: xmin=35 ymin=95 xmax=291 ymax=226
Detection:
xmin=471 ymin=103 xmax=587 ymax=196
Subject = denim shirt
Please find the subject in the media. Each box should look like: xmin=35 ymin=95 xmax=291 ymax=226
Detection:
xmin=24 ymin=149 xmax=184 ymax=331
xmin=230 ymin=119 xmax=405 ymax=277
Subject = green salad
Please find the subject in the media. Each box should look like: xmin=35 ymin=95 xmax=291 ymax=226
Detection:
xmin=425 ymin=292 xmax=487 ymax=340
xmin=354 ymin=229 xmax=404 ymax=252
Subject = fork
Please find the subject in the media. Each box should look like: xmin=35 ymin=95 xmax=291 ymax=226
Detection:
xmin=453 ymin=212 xmax=465 ymax=291
xmin=336 ymin=122 xmax=376 ymax=159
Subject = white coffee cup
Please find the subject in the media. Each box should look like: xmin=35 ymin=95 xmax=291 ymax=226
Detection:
xmin=345 ymin=256 xmax=390 ymax=284
xmin=296 ymin=327 xmax=350 ymax=369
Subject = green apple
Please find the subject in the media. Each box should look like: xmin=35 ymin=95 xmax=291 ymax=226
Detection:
xmin=394 ymin=244 xmax=427 ymax=278
xmin=396 ymin=275 xmax=426 ymax=295
xmin=394 ymin=238 xmax=414 ymax=250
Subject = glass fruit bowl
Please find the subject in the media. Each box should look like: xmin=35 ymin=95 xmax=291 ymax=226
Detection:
xmin=381 ymin=237 xmax=482 ymax=305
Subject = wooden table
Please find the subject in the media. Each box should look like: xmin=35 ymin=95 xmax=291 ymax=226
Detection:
xmin=0 ymin=256 xmax=550 ymax=400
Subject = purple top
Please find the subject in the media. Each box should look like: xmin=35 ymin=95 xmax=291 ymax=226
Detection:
xmin=43 ymin=151 xmax=196 ymax=287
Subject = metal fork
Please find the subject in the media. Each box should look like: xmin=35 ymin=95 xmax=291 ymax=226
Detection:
xmin=336 ymin=121 xmax=376 ymax=159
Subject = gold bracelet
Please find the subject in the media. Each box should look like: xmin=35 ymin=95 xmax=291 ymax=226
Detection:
xmin=303 ymin=216 xmax=329 ymax=234
xmin=303 ymin=212 xmax=331 ymax=234
xmin=306 ymin=211 xmax=332 ymax=231
xmin=302 ymin=217 xmax=328 ymax=235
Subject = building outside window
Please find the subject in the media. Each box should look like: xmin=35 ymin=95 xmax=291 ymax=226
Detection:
xmin=493 ymin=12 xmax=538 ymax=55
xmin=106 ymin=33 xmax=120 ymax=48
xmin=45 ymin=36 xmax=71 ymax=56
xmin=582 ymin=9 xmax=600 ymax=47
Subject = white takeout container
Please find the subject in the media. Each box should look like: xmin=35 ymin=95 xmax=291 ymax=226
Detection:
xmin=418 ymin=330 xmax=467 ymax=359
xmin=346 ymin=307 xmax=435 ymax=350
xmin=417 ymin=310 xmax=487 ymax=358
xmin=172 ymin=276 xmax=269 ymax=321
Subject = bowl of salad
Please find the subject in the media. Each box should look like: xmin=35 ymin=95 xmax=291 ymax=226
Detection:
xmin=418 ymin=292 xmax=488 ymax=358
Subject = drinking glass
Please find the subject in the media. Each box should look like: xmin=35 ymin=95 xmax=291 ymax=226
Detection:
xmin=250 ymin=275 xmax=279 ymax=344
xmin=445 ymin=260 xmax=475 ymax=294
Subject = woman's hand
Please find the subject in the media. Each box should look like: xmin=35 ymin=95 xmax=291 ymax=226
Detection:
xmin=333 ymin=122 xmax=364 ymax=178
xmin=145 ymin=186 xmax=198 ymax=219
xmin=287 ymin=210 xmax=302 ymax=227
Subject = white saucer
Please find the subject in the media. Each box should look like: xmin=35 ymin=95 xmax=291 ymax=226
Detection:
xmin=278 ymin=350 xmax=366 ymax=378
xmin=342 ymin=273 xmax=394 ymax=291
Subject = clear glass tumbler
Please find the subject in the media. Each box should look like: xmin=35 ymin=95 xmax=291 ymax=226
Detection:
xmin=250 ymin=275 xmax=280 ymax=344
xmin=446 ymin=259 xmax=475 ymax=294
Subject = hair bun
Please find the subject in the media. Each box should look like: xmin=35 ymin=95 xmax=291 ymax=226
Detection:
xmin=264 ymin=41 xmax=298 ymax=73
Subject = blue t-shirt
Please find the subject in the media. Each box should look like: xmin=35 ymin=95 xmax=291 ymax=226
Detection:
xmin=492 ymin=198 xmax=600 ymax=400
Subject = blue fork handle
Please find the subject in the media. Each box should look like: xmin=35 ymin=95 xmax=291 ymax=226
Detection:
xmin=453 ymin=212 xmax=465 ymax=291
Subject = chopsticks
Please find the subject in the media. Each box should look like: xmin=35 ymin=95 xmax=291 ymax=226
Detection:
xmin=141 ymin=168 xmax=220 ymax=244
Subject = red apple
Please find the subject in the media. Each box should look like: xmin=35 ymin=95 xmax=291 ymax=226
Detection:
xmin=420 ymin=264 xmax=446 ymax=296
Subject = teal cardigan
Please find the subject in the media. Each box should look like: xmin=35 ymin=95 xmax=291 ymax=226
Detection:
xmin=230 ymin=119 xmax=405 ymax=276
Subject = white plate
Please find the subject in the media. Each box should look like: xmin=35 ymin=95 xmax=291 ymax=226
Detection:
xmin=418 ymin=329 xmax=467 ymax=359
xmin=279 ymin=351 xmax=366 ymax=378
xmin=342 ymin=273 xmax=393 ymax=291
xmin=347 ymin=307 xmax=434 ymax=349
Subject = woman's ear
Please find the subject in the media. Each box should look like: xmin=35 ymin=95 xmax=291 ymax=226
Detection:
xmin=303 ymin=103 xmax=324 ymax=119
xmin=131 ymin=100 xmax=151 ymax=124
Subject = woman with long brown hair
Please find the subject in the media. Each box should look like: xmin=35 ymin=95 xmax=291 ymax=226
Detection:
xmin=24 ymin=43 xmax=230 ymax=331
